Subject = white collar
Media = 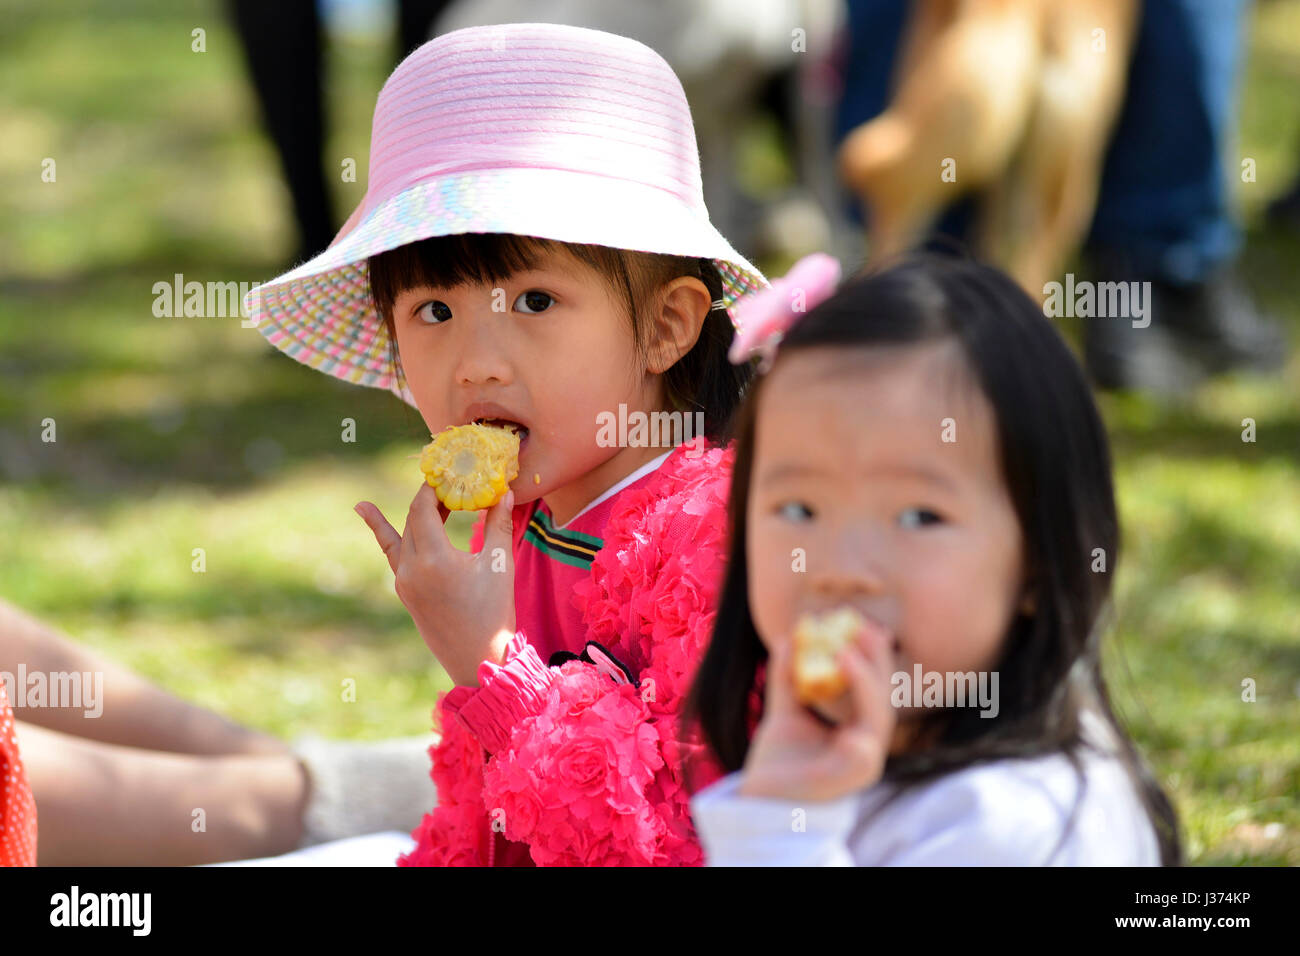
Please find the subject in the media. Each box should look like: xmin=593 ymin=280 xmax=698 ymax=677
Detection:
xmin=553 ymin=449 xmax=675 ymax=529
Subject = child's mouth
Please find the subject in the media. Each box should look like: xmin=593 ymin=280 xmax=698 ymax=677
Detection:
xmin=473 ymin=418 xmax=530 ymax=452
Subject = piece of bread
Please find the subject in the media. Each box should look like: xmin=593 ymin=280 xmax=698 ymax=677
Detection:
xmin=792 ymin=607 xmax=869 ymax=705
xmin=418 ymin=422 xmax=520 ymax=511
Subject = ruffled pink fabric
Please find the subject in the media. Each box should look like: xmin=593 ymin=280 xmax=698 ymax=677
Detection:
xmin=451 ymin=632 xmax=557 ymax=756
xmin=399 ymin=443 xmax=737 ymax=866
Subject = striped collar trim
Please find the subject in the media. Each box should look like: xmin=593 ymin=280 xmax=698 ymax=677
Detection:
xmin=524 ymin=507 xmax=603 ymax=569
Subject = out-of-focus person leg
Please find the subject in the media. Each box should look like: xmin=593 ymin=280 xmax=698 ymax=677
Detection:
xmin=21 ymin=721 xmax=307 ymax=866
xmin=1085 ymin=0 xmax=1287 ymax=390
xmin=397 ymin=0 xmax=455 ymax=62
xmin=2 ymin=598 xmax=435 ymax=864
xmin=227 ymin=0 xmax=335 ymax=262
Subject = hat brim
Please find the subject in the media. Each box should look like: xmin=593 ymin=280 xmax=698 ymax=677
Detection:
xmin=245 ymin=167 xmax=769 ymax=409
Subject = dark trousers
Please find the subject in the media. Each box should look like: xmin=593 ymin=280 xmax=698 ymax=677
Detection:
xmin=227 ymin=0 xmax=451 ymax=260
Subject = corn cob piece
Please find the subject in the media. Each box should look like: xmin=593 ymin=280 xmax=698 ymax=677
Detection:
xmin=418 ymin=423 xmax=520 ymax=511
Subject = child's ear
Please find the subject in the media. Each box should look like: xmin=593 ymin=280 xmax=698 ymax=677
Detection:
xmin=1018 ymin=585 xmax=1036 ymax=616
xmin=646 ymin=276 xmax=711 ymax=374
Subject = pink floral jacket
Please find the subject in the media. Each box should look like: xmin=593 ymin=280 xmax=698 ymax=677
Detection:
xmin=399 ymin=443 xmax=746 ymax=866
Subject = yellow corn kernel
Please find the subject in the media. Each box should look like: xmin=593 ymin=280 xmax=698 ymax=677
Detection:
xmin=418 ymin=423 xmax=520 ymax=511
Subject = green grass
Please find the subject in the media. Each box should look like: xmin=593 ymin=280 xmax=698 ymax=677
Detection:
xmin=2 ymin=0 xmax=1298 ymax=864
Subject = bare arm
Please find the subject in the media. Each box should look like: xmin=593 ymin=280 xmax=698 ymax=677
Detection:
xmin=0 ymin=597 xmax=285 ymax=756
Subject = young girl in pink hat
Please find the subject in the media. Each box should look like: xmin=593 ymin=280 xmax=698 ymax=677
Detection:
xmin=248 ymin=22 xmax=768 ymax=865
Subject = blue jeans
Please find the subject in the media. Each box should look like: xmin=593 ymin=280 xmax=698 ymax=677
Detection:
xmin=834 ymin=0 xmax=1248 ymax=284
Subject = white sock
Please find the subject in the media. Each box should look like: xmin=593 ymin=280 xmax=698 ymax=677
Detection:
xmin=291 ymin=735 xmax=438 ymax=848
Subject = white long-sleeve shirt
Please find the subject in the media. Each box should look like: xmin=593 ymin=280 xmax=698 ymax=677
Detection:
xmin=689 ymin=716 xmax=1161 ymax=866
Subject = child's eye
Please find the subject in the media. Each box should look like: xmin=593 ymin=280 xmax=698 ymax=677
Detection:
xmin=775 ymin=501 xmax=813 ymax=522
xmin=898 ymin=507 xmax=943 ymax=529
xmin=514 ymin=290 xmax=555 ymax=314
xmin=416 ymin=300 xmax=453 ymax=325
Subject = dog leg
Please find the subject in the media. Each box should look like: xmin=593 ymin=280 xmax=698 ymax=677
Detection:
xmin=987 ymin=0 xmax=1138 ymax=292
xmin=838 ymin=0 xmax=1044 ymax=263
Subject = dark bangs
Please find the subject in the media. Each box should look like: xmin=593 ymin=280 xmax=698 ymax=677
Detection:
xmin=367 ymin=233 xmax=752 ymax=444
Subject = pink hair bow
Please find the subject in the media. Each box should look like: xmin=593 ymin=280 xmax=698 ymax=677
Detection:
xmin=728 ymin=252 xmax=842 ymax=373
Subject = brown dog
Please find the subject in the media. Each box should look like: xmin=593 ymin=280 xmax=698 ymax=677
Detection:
xmin=837 ymin=0 xmax=1138 ymax=293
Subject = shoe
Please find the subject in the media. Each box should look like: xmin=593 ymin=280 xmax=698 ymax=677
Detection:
xmin=1085 ymin=318 xmax=1209 ymax=394
xmin=1084 ymin=251 xmax=1288 ymax=392
xmin=1153 ymin=267 xmax=1288 ymax=375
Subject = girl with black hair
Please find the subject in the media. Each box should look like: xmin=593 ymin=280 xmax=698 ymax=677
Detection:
xmin=685 ymin=254 xmax=1181 ymax=865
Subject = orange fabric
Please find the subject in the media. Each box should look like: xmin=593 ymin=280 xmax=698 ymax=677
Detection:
xmin=0 ymin=682 xmax=37 ymax=866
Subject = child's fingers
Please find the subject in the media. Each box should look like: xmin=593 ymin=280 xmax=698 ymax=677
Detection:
xmin=838 ymin=638 xmax=895 ymax=746
xmin=857 ymin=623 xmax=897 ymax=702
xmin=354 ymin=501 xmax=402 ymax=573
xmin=763 ymin=634 xmax=800 ymax=717
xmin=479 ymin=490 xmax=515 ymax=567
xmin=854 ymin=618 xmax=894 ymax=661
xmin=432 ymin=489 xmax=451 ymax=526
xmin=404 ymin=481 xmax=451 ymax=556
xmin=812 ymin=646 xmax=893 ymax=793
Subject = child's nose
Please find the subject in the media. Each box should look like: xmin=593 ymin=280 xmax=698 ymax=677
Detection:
xmin=810 ymin=525 xmax=888 ymax=595
xmin=451 ymin=313 xmax=514 ymax=387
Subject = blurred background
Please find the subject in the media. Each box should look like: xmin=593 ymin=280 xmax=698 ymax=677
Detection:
xmin=1 ymin=0 xmax=1297 ymax=863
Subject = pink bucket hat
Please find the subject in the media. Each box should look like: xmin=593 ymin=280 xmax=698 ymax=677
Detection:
xmin=244 ymin=22 xmax=769 ymax=408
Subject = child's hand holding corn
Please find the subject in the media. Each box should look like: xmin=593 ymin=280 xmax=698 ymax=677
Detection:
xmin=353 ymin=482 xmax=517 ymax=688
